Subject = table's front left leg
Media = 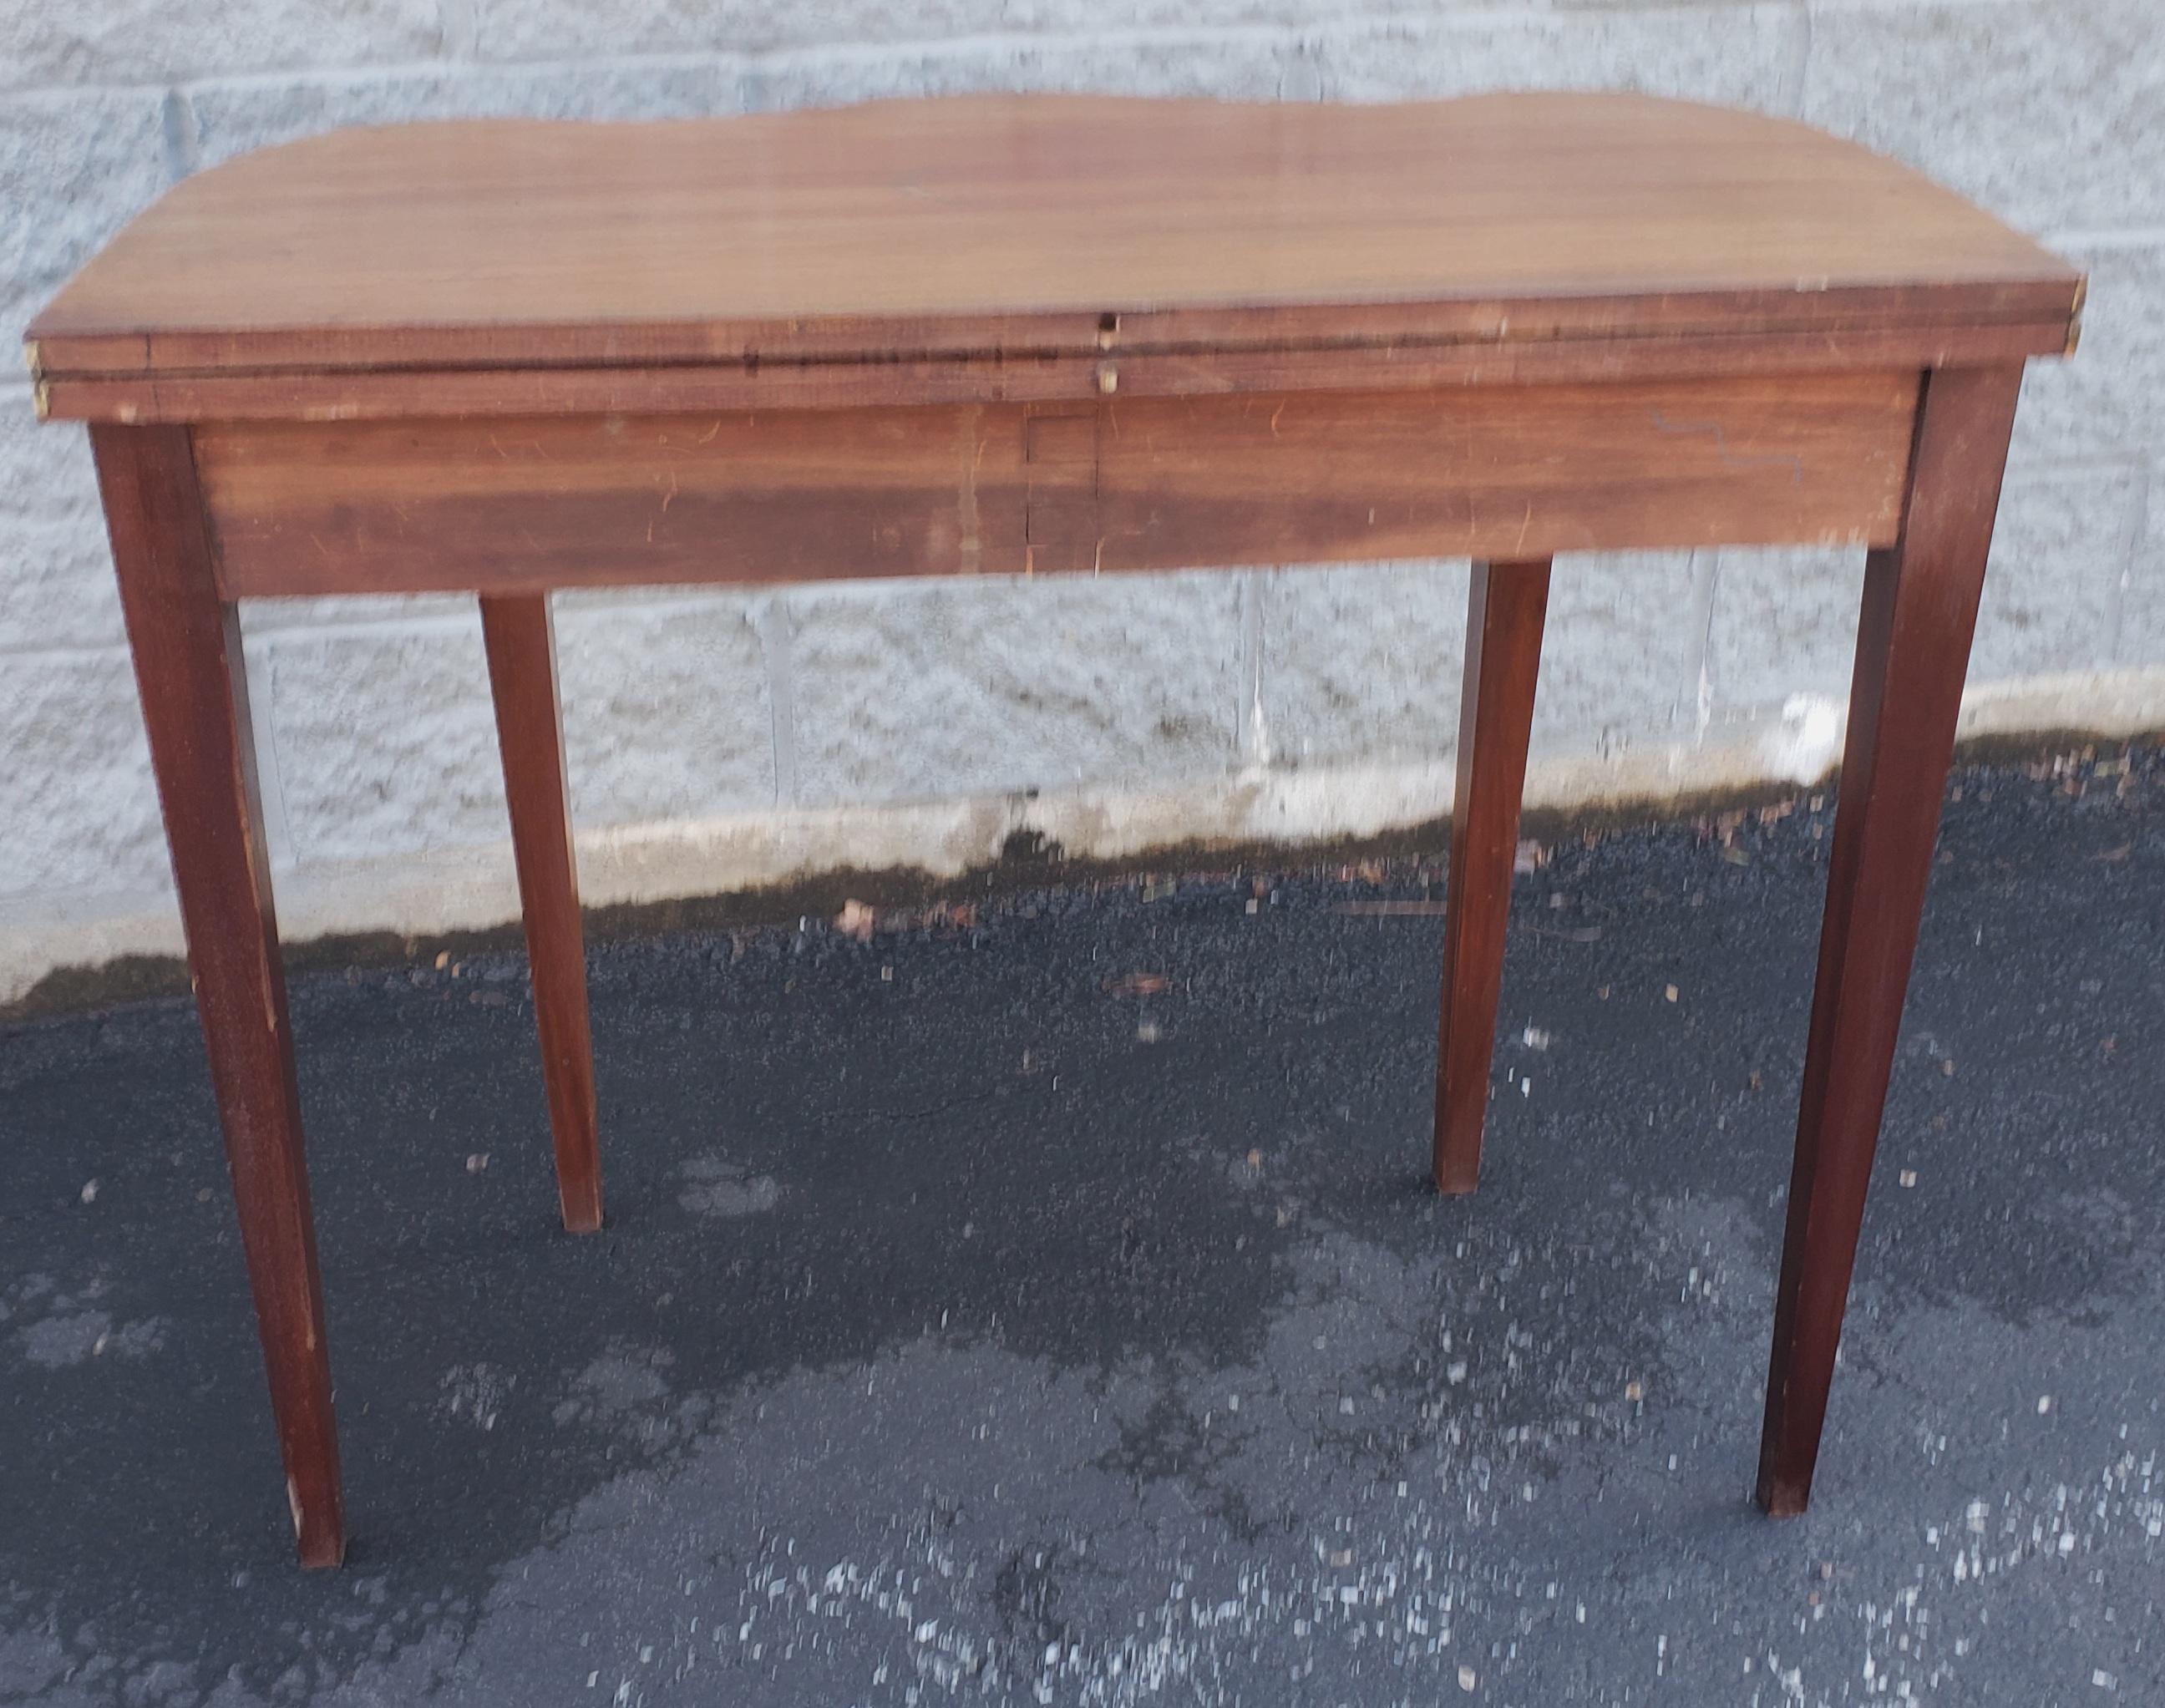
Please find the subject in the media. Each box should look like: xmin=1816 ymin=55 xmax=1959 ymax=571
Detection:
xmin=1757 ymin=364 xmax=2023 ymax=1515
xmin=92 ymin=424 xmax=345 ymax=1567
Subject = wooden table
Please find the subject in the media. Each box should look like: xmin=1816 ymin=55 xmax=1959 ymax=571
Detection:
xmin=26 ymin=93 xmax=2081 ymax=1566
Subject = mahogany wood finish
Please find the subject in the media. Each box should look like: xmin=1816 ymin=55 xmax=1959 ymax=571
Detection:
xmin=192 ymin=373 xmax=1916 ymax=598
xmin=479 ymin=595 xmax=604 ymax=1236
xmin=29 ymin=94 xmax=2078 ymax=403
xmin=31 ymin=94 xmax=2081 ymax=1564
xmin=89 ymin=423 xmax=345 ymax=1568
xmin=1756 ymin=365 xmax=2024 ymax=1514
xmin=1433 ymin=560 xmax=1552 ymax=1195
xmin=38 ymin=321 xmax=2068 ymax=427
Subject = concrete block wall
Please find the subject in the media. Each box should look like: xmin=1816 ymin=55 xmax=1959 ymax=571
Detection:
xmin=3 ymin=1 xmax=2161 ymax=1002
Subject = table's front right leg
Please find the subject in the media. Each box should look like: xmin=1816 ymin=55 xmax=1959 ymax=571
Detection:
xmin=92 ymin=424 xmax=345 ymax=1568
xmin=1756 ymin=365 xmax=2024 ymax=1515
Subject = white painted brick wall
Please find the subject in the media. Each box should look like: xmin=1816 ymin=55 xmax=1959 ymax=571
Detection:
xmin=1 ymin=0 xmax=2160 ymax=1001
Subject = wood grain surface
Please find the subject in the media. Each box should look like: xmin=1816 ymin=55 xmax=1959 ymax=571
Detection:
xmin=195 ymin=372 xmax=1917 ymax=597
xmin=37 ymin=321 xmax=2069 ymax=426
xmin=28 ymin=93 xmax=2080 ymax=413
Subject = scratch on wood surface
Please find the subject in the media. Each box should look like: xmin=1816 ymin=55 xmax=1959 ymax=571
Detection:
xmin=956 ymin=407 xmax=982 ymax=576
xmin=259 ymin=926 xmax=278 ymax=1034
xmin=1649 ymin=408 xmax=1805 ymax=487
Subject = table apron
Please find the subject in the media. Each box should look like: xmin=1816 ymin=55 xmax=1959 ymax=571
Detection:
xmin=193 ymin=371 xmax=1919 ymax=599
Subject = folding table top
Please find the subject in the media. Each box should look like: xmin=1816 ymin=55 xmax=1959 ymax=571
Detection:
xmin=28 ymin=92 xmax=2081 ymax=417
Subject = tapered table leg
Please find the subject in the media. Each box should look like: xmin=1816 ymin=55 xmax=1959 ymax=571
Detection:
xmin=92 ymin=424 xmax=345 ymax=1567
xmin=479 ymin=594 xmax=604 ymax=1234
xmin=1432 ymin=558 xmax=1551 ymax=1194
xmin=1757 ymin=365 xmax=2023 ymax=1514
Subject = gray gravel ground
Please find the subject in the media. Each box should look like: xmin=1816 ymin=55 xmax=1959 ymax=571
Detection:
xmin=3 ymin=745 xmax=2162 ymax=1706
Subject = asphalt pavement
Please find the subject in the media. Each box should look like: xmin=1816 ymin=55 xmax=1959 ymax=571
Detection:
xmin=3 ymin=744 xmax=2161 ymax=1705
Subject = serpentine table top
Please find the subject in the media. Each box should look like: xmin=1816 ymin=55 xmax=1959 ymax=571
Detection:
xmin=29 ymin=92 xmax=2078 ymax=418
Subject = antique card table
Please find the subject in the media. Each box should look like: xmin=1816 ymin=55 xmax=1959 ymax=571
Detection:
xmin=25 ymin=93 xmax=2082 ymax=1564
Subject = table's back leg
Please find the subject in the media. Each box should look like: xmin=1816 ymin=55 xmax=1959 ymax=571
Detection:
xmin=1432 ymin=557 xmax=1551 ymax=1194
xmin=479 ymin=594 xmax=604 ymax=1234
xmin=1757 ymin=364 xmax=2023 ymax=1514
xmin=91 ymin=424 xmax=346 ymax=1567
